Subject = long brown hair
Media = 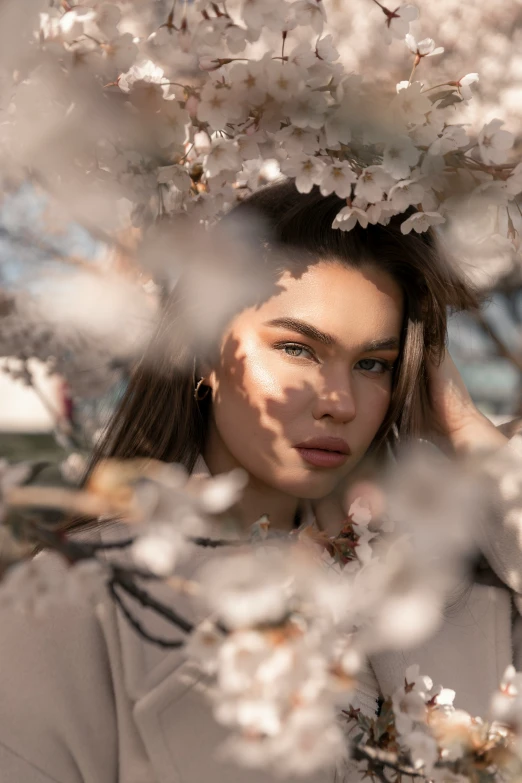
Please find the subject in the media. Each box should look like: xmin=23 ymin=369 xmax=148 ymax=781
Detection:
xmin=86 ymin=180 xmax=479 ymax=498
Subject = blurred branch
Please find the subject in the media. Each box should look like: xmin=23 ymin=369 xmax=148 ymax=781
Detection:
xmin=472 ymin=310 xmax=522 ymax=374
xmin=108 ymin=578 xmax=186 ymax=648
xmin=0 ymin=225 xmax=96 ymax=271
xmin=352 ymin=742 xmax=423 ymax=779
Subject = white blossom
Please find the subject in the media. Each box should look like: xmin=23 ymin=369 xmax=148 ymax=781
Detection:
xmin=184 ymin=619 xmax=224 ymax=675
xmin=428 ymin=125 xmax=469 ymax=156
xmin=478 ymin=118 xmax=514 ymax=165
xmin=366 ymin=200 xmax=398 ymax=225
xmin=241 ymin=0 xmax=296 ymax=32
xmin=434 ymin=687 xmax=456 ymax=709
xmin=293 ymin=0 xmax=327 ymax=34
xmin=411 ymin=113 xmax=445 ymax=146
xmin=287 ymin=41 xmax=317 ymax=70
xmin=226 ymin=24 xmax=260 ymax=54
xmin=157 ymin=164 xmax=192 ymax=192
xmin=332 ymin=206 xmax=369 ymax=231
xmin=349 ymin=498 xmax=371 ymax=526
xmin=228 ymin=59 xmax=268 ymax=105
xmin=383 ymin=136 xmax=420 ymax=179
xmin=157 ymin=100 xmax=191 ymax=147
xmin=400 ymin=210 xmax=445 ymax=234
xmin=506 ymin=161 xmax=522 ymax=196
xmin=355 ymin=166 xmax=394 ymax=202
xmin=236 ymin=134 xmax=261 ymax=162
xmin=319 ymin=162 xmax=357 ymax=198
xmin=273 ymin=125 xmax=320 ymax=156
xmin=403 ymin=730 xmax=439 ymax=771
xmin=270 ymin=706 xmax=348 ymax=775
xmin=287 ymin=89 xmax=329 ymax=129
xmin=458 ymin=73 xmax=479 ymax=101
xmin=197 ymin=550 xmax=290 ymax=629
xmin=197 ymin=468 xmax=248 ymax=514
xmin=388 ymin=179 xmax=425 ymax=210
xmin=392 ymin=688 xmax=427 ymax=734
xmin=490 ymin=664 xmax=522 ymax=725
xmin=118 ymin=59 xmax=169 ymax=97
xmin=197 ymin=82 xmax=243 ymax=130
xmin=103 ymin=33 xmax=139 ymax=72
xmin=265 ymin=60 xmax=305 ymax=103
xmin=316 ymin=35 xmax=339 ymax=63
xmin=237 ymin=158 xmax=281 ymax=189
xmin=392 ymin=81 xmax=432 ymax=126
xmin=58 ymin=7 xmax=96 ymax=42
xmin=194 ymin=130 xmax=212 ymax=154
xmin=323 ymin=107 xmax=352 ymax=148
xmin=405 ymin=34 xmax=444 ymax=58
xmin=281 ymin=155 xmax=325 ymax=193
xmin=94 ymin=3 xmax=121 ymax=36
xmin=131 ymin=527 xmax=188 ymax=577
xmin=405 ymin=663 xmax=434 ymax=694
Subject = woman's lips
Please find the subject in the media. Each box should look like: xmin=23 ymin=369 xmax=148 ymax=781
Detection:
xmin=295 ymin=447 xmax=350 ymax=468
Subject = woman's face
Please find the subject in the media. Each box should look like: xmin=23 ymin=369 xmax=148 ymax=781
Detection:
xmin=205 ymin=261 xmax=403 ymax=500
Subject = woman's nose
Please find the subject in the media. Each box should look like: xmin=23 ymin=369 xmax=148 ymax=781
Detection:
xmin=311 ymin=372 xmax=357 ymax=423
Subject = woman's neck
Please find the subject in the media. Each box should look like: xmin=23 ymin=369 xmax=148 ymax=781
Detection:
xmin=202 ymin=427 xmax=299 ymax=533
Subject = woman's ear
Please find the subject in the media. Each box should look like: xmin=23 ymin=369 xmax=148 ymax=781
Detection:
xmin=195 ymin=357 xmax=218 ymax=396
xmin=195 ymin=354 xmax=214 ymax=382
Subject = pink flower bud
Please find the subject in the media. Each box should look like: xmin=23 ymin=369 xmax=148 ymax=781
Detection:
xmin=185 ymin=94 xmax=199 ymax=118
xmin=199 ymin=55 xmax=221 ymax=72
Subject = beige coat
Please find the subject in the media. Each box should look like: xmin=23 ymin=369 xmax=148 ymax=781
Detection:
xmin=1 ymin=437 xmax=522 ymax=783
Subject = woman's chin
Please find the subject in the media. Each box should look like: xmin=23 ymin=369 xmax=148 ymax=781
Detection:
xmin=275 ymin=470 xmax=342 ymax=500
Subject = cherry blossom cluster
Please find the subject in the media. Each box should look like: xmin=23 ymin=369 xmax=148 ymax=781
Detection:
xmin=0 ymin=0 xmax=519 ymax=258
xmin=347 ymin=662 xmax=522 ymax=781
xmin=4 ymin=445 xmax=522 ymax=780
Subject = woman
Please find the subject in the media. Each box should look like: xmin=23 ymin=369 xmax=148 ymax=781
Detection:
xmin=0 ymin=180 xmax=520 ymax=783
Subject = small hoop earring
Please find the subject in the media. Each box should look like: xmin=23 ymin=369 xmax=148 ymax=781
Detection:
xmin=194 ymin=377 xmax=210 ymax=401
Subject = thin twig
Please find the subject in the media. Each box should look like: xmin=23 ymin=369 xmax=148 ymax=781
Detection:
xmin=189 ymin=535 xmax=242 ymax=548
xmin=352 ymin=743 xmax=422 ymax=778
xmin=109 ymin=580 xmax=185 ymax=649
xmin=88 ymin=536 xmax=135 ymax=551
xmin=113 ymin=567 xmax=195 ymax=635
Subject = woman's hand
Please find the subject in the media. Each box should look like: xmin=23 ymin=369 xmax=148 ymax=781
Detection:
xmin=426 ymin=349 xmax=508 ymax=455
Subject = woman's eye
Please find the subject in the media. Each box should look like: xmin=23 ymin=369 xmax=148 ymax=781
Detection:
xmin=277 ymin=343 xmax=314 ymax=360
xmin=356 ymin=358 xmax=393 ymax=374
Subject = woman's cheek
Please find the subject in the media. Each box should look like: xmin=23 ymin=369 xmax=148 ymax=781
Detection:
xmin=244 ymin=348 xmax=301 ymax=404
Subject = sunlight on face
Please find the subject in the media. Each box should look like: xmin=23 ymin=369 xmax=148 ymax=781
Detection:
xmin=204 ymin=261 xmax=403 ymax=500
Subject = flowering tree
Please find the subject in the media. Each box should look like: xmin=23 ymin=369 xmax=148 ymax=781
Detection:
xmin=1 ymin=0 xmax=522 ymax=780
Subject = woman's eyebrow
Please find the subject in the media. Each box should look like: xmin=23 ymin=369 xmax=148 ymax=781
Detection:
xmin=264 ymin=317 xmax=336 ymax=345
xmin=264 ymin=317 xmax=400 ymax=352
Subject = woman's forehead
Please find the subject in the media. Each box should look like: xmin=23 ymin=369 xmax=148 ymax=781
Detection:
xmin=232 ymin=262 xmax=404 ymax=346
